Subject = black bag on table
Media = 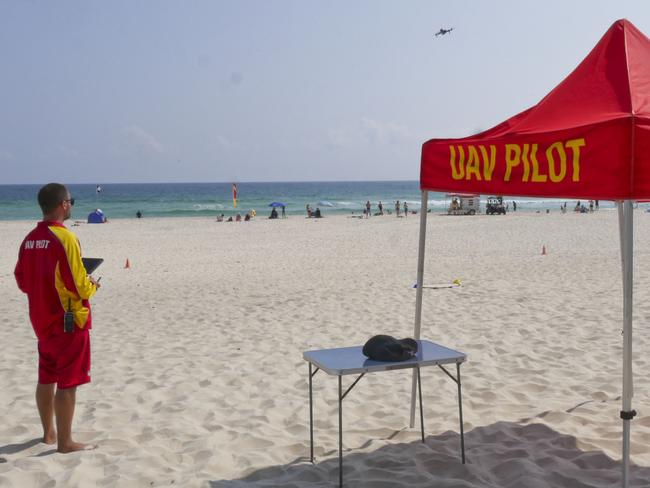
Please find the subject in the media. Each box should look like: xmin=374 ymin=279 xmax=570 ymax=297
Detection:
xmin=362 ymin=335 xmax=418 ymax=362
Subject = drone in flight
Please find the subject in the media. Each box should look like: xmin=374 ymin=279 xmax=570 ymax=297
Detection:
xmin=434 ymin=27 xmax=454 ymax=37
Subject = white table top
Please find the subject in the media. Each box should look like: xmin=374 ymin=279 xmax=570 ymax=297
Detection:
xmin=303 ymin=339 xmax=466 ymax=375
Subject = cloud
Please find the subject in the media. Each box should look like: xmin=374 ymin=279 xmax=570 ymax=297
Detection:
xmin=328 ymin=117 xmax=419 ymax=148
xmin=120 ymin=125 xmax=164 ymax=154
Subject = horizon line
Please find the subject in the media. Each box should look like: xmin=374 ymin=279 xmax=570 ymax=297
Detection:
xmin=0 ymin=179 xmax=420 ymax=186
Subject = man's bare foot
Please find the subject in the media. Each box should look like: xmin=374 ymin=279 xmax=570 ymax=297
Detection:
xmin=43 ymin=431 xmax=57 ymax=444
xmin=57 ymin=441 xmax=97 ymax=453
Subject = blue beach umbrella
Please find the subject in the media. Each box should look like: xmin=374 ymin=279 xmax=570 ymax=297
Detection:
xmin=268 ymin=202 xmax=286 ymax=207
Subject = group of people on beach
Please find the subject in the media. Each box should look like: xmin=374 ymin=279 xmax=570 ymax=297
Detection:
xmin=217 ymin=209 xmax=256 ymax=222
xmin=305 ymin=205 xmax=322 ymax=218
xmin=560 ymin=200 xmax=600 ymax=213
xmin=361 ymin=200 xmax=410 ymax=218
xmin=212 ymin=199 xmax=418 ymax=221
xmin=305 ymin=204 xmax=323 ymax=219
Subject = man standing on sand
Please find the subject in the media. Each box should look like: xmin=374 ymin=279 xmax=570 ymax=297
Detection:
xmin=14 ymin=183 xmax=100 ymax=453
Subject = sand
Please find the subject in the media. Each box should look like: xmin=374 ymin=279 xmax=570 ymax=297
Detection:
xmin=1 ymin=210 xmax=649 ymax=487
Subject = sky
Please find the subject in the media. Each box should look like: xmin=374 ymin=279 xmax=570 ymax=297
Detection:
xmin=2 ymin=0 xmax=650 ymax=184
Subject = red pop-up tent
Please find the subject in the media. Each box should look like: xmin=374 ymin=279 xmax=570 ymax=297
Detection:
xmin=412 ymin=19 xmax=648 ymax=487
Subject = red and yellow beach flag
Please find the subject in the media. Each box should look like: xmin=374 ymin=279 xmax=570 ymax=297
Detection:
xmin=232 ymin=183 xmax=238 ymax=208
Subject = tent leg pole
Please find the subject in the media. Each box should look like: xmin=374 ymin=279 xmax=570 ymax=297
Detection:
xmin=620 ymin=200 xmax=634 ymax=488
xmin=623 ymin=420 xmax=630 ymax=488
xmin=410 ymin=190 xmax=429 ymax=428
xmin=617 ymin=201 xmax=625 ymax=285
xmin=457 ymin=362 xmax=466 ymax=464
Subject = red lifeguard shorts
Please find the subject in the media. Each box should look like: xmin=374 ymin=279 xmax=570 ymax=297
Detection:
xmin=38 ymin=328 xmax=91 ymax=389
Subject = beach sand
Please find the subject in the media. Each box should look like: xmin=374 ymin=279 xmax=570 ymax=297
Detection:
xmin=1 ymin=211 xmax=650 ymax=487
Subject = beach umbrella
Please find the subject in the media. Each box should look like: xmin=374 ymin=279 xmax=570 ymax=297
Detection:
xmin=268 ymin=202 xmax=286 ymax=207
xmin=414 ymin=20 xmax=650 ymax=487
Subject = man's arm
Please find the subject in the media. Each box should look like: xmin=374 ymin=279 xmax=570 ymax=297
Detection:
xmin=49 ymin=227 xmax=97 ymax=300
xmin=66 ymin=239 xmax=97 ymax=300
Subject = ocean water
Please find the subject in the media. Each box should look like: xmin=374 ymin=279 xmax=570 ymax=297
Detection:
xmin=0 ymin=181 xmax=617 ymax=221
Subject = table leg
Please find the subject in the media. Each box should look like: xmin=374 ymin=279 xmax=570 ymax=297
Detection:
xmin=309 ymin=362 xmax=314 ymax=463
xmin=457 ymin=363 xmax=465 ymax=464
xmin=417 ymin=365 xmax=425 ymax=443
xmin=338 ymin=374 xmax=343 ymax=487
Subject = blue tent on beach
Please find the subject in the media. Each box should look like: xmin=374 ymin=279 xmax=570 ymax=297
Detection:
xmin=87 ymin=209 xmax=106 ymax=224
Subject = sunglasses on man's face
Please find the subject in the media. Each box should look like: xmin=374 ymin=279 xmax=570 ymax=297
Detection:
xmin=63 ymin=198 xmax=75 ymax=206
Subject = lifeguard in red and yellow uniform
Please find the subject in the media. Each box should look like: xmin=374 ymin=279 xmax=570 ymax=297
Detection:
xmin=14 ymin=183 xmax=100 ymax=453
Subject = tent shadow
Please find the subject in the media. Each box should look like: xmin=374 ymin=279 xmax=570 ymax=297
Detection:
xmin=209 ymin=421 xmax=650 ymax=487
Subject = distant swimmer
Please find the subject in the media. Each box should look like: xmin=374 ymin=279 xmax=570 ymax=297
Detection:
xmin=434 ymin=27 xmax=453 ymax=37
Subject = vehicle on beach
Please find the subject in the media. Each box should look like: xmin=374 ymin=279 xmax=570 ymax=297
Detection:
xmin=486 ymin=196 xmax=507 ymax=215
xmin=446 ymin=193 xmax=480 ymax=215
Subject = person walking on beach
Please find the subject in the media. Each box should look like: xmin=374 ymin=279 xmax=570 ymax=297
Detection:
xmin=395 ymin=200 xmax=401 ymax=217
xmin=513 ymin=201 xmax=517 ymax=212
xmin=378 ymin=201 xmax=383 ymax=215
xmin=365 ymin=200 xmax=371 ymax=217
xmin=14 ymin=183 xmax=100 ymax=453
xmin=403 ymin=201 xmax=408 ymax=217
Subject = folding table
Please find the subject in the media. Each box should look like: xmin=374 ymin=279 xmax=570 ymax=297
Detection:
xmin=303 ymin=339 xmax=466 ymax=487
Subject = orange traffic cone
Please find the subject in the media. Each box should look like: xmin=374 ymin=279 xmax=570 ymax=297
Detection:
xmin=124 ymin=258 xmax=131 ymax=269
xmin=541 ymin=245 xmax=547 ymax=255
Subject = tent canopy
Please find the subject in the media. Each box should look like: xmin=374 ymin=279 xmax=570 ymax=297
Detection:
xmin=421 ymin=19 xmax=650 ymax=200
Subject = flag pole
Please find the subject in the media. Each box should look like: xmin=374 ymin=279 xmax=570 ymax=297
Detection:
xmin=410 ymin=190 xmax=428 ymax=427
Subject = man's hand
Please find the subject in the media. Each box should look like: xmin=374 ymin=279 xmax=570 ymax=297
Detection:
xmin=89 ymin=276 xmax=102 ymax=289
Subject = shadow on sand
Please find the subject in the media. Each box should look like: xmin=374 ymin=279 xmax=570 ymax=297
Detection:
xmin=0 ymin=438 xmax=42 ymax=456
xmin=209 ymin=421 xmax=650 ymax=488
